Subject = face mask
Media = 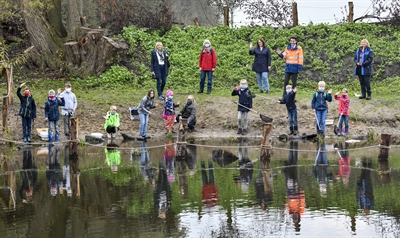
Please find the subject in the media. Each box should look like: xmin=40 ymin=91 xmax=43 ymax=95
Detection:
xmin=111 ymin=111 xmax=116 ymax=115
xmin=49 ymin=95 xmax=55 ymax=99
xmin=169 ymin=96 xmax=173 ymax=99
xmin=240 ymin=84 xmax=247 ymax=89
xmin=286 ymin=89 xmax=292 ymax=93
xmin=150 ymin=93 xmax=154 ymax=98
xmin=187 ymin=99 xmax=192 ymax=105
xmin=24 ymin=91 xmax=30 ymax=97
xmin=319 ymin=87 xmax=324 ymax=91
xmin=65 ymin=88 xmax=71 ymax=93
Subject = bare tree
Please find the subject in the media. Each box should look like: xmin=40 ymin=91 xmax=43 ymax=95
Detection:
xmin=243 ymin=0 xmax=292 ymax=27
xmin=372 ymin=0 xmax=400 ymax=18
xmin=207 ymin=0 xmax=246 ymax=26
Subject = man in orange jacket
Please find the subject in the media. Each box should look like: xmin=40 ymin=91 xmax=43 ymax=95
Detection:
xmin=276 ymin=37 xmax=304 ymax=98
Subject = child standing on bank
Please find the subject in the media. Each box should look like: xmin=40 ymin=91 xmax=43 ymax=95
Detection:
xmin=103 ymin=106 xmax=120 ymax=138
xmin=17 ymin=82 xmax=37 ymax=143
xmin=232 ymin=79 xmax=253 ymax=135
xmin=279 ymin=85 xmax=298 ymax=135
xmin=45 ymin=89 xmax=65 ymax=142
xmin=334 ymin=88 xmax=350 ymax=136
xmin=311 ymin=81 xmax=332 ymax=136
xmin=164 ymin=90 xmax=180 ymax=134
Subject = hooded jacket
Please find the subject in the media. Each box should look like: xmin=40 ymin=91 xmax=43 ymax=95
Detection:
xmin=17 ymin=87 xmax=37 ymax=119
xmin=45 ymin=96 xmax=65 ymax=121
xmin=311 ymin=91 xmax=332 ymax=111
xmin=232 ymin=87 xmax=253 ymax=112
xmin=59 ymin=90 xmax=77 ymax=115
xmin=138 ymin=95 xmax=156 ymax=115
xmin=179 ymin=102 xmax=196 ymax=123
xmin=199 ymin=47 xmax=217 ymax=70
xmin=334 ymin=94 xmax=350 ymax=116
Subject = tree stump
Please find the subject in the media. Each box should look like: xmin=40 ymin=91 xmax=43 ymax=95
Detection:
xmin=70 ymin=118 xmax=79 ymax=140
xmin=260 ymin=123 xmax=273 ymax=161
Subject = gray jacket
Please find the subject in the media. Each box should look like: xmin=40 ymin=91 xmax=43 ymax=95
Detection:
xmin=138 ymin=96 xmax=155 ymax=114
xmin=59 ymin=91 xmax=77 ymax=115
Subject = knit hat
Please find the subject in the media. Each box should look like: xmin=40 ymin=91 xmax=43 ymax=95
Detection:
xmin=48 ymin=89 xmax=55 ymax=95
xmin=166 ymin=90 xmax=174 ymax=97
xmin=203 ymin=39 xmax=211 ymax=47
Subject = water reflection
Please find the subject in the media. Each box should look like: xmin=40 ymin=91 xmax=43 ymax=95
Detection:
xmin=139 ymin=141 xmax=155 ymax=186
xmin=356 ymin=158 xmax=374 ymax=215
xmin=235 ymin=138 xmax=253 ymax=192
xmin=154 ymin=160 xmax=172 ymax=219
xmin=105 ymin=142 xmax=120 ymax=173
xmin=255 ymin=159 xmax=273 ymax=210
xmin=312 ymin=140 xmax=332 ymax=197
xmin=20 ymin=147 xmax=37 ymax=203
xmin=335 ymin=142 xmax=351 ymax=185
xmin=201 ymin=161 xmax=218 ymax=207
xmin=46 ymin=146 xmax=61 ymax=196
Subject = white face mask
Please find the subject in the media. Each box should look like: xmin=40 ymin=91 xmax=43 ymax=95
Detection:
xmin=65 ymin=88 xmax=71 ymax=93
xmin=150 ymin=93 xmax=154 ymax=98
xmin=319 ymin=87 xmax=324 ymax=92
xmin=286 ymin=89 xmax=292 ymax=93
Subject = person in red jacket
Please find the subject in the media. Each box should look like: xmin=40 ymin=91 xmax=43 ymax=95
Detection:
xmin=198 ymin=39 xmax=217 ymax=94
xmin=334 ymin=88 xmax=351 ymax=135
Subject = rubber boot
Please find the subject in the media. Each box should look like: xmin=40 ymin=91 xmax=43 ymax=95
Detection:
xmin=288 ymin=126 xmax=294 ymax=135
xmin=293 ymin=126 xmax=298 ymax=136
xmin=237 ymin=128 xmax=242 ymax=134
xmin=242 ymin=128 xmax=247 ymax=135
xmin=48 ymin=135 xmax=53 ymax=143
xmin=23 ymin=137 xmax=27 ymax=143
xmin=55 ymin=134 xmax=59 ymax=142
xmin=344 ymin=127 xmax=349 ymax=135
xmin=337 ymin=127 xmax=342 ymax=136
xmin=27 ymin=136 xmax=31 ymax=142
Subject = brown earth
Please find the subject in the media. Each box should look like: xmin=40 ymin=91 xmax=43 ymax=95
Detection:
xmin=2 ymin=93 xmax=400 ymax=144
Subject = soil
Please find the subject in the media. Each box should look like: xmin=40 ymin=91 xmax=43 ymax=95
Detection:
xmin=2 ymin=93 xmax=400 ymax=144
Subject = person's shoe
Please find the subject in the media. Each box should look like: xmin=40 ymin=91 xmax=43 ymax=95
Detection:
xmin=107 ymin=133 xmax=111 ymax=138
xmin=48 ymin=135 xmax=52 ymax=143
xmin=266 ymin=90 xmax=270 ymax=94
xmin=207 ymin=91 xmax=211 ymax=94
xmin=55 ymin=135 xmax=59 ymax=142
xmin=359 ymin=96 xmax=366 ymax=99
xmin=237 ymin=128 xmax=242 ymax=134
xmin=259 ymin=90 xmax=263 ymax=93
xmin=366 ymin=96 xmax=371 ymax=100
xmin=27 ymin=136 xmax=31 ymax=142
xmin=242 ymin=129 xmax=247 ymax=135
xmin=337 ymin=128 xmax=342 ymax=136
xmin=111 ymin=133 xmax=116 ymax=138
xmin=293 ymin=130 xmax=298 ymax=136
xmin=197 ymin=90 xmax=203 ymax=93
xmin=158 ymin=96 xmax=164 ymax=100
xmin=344 ymin=127 xmax=349 ymax=135
xmin=23 ymin=137 xmax=27 ymax=143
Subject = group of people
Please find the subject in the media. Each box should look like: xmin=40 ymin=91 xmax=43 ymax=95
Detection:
xmin=17 ymin=82 xmax=77 ymax=143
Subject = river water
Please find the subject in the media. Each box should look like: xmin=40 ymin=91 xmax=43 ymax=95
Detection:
xmin=0 ymin=138 xmax=399 ymax=237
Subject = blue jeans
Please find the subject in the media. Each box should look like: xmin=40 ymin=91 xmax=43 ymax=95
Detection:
xmin=339 ymin=115 xmax=349 ymax=128
xmin=156 ymin=65 xmax=167 ymax=97
xmin=21 ymin=117 xmax=32 ymax=138
xmin=139 ymin=113 xmax=149 ymax=136
xmin=48 ymin=120 xmax=60 ymax=139
xmin=315 ymin=142 xmax=328 ymax=165
xmin=256 ymin=72 xmax=269 ymax=91
xmin=287 ymin=109 xmax=298 ymax=127
xmin=200 ymin=70 xmax=213 ymax=93
xmin=315 ymin=110 xmax=327 ymax=132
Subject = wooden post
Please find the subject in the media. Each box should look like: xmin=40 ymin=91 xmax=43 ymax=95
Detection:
xmin=2 ymin=95 xmax=7 ymax=130
xmin=70 ymin=118 xmax=79 ymax=140
xmin=223 ymin=6 xmax=229 ymax=26
xmin=260 ymin=123 xmax=273 ymax=161
xmin=6 ymin=67 xmax=13 ymax=105
xmin=348 ymin=2 xmax=354 ymax=22
xmin=261 ymin=159 xmax=273 ymax=194
xmin=176 ymin=121 xmax=186 ymax=160
xmin=292 ymin=2 xmax=298 ymax=27
xmin=378 ymin=134 xmax=391 ymax=161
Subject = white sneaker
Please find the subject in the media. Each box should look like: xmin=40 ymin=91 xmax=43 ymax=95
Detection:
xmin=107 ymin=133 xmax=111 ymax=138
xmin=111 ymin=133 xmax=116 ymax=138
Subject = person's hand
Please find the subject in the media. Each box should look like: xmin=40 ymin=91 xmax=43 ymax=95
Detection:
xmin=19 ymin=82 xmax=26 ymax=88
xmin=335 ymin=92 xmax=340 ymax=95
xmin=177 ymin=102 xmax=180 ymax=106
xmin=312 ymin=109 xmax=316 ymax=113
xmin=44 ymin=118 xmax=48 ymax=122
xmin=199 ymin=67 xmax=202 ymax=71
xmin=57 ymin=95 xmax=63 ymax=98
xmin=249 ymin=42 xmax=253 ymax=49
xmin=276 ymin=48 xmax=282 ymax=54
xmin=328 ymin=88 xmax=332 ymax=94
xmin=268 ymin=66 xmax=271 ymax=71
xmin=155 ymin=102 xmax=158 ymax=107
xmin=249 ymin=108 xmax=252 ymax=111
xmin=57 ymin=88 xmax=62 ymax=94
xmin=103 ymin=116 xmax=108 ymax=119
xmin=234 ymin=87 xmax=238 ymax=91
xmin=148 ymin=111 xmax=152 ymax=115
xmin=151 ymin=71 xmax=155 ymax=75
xmin=212 ymin=68 xmax=215 ymax=71
xmin=293 ymin=87 xmax=297 ymax=93
xmin=179 ymin=116 xmax=182 ymax=119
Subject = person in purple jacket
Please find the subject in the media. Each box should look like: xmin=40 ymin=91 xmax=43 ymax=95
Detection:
xmin=249 ymin=38 xmax=271 ymax=93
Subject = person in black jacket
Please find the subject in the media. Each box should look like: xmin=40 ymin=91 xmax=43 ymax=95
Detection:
xmin=232 ymin=79 xmax=253 ymax=135
xmin=17 ymin=82 xmax=37 ymax=143
xmin=279 ymin=85 xmax=298 ymax=135
xmin=45 ymin=89 xmax=65 ymax=142
xmin=249 ymin=38 xmax=272 ymax=93
xmin=176 ymin=95 xmax=197 ymax=132
xmin=150 ymin=42 xmax=169 ymax=100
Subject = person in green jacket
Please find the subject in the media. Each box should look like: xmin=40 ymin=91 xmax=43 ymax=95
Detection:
xmin=103 ymin=105 xmax=120 ymax=138
xmin=104 ymin=144 xmax=121 ymax=173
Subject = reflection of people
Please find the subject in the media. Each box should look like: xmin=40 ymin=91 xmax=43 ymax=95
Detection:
xmin=104 ymin=143 xmax=121 ymax=173
xmin=46 ymin=146 xmax=61 ymax=196
xmin=249 ymin=38 xmax=271 ymax=93
xmin=313 ymin=141 xmax=331 ymax=197
xmin=354 ymin=39 xmax=374 ymax=100
xmin=235 ymin=138 xmax=253 ymax=192
xmin=176 ymin=95 xmax=197 ymax=132
xmin=60 ymin=149 xmax=72 ymax=197
xmin=58 ymin=82 xmax=77 ymax=139
xmin=150 ymin=42 xmax=169 ymax=100
xmin=284 ymin=141 xmax=305 ymax=232
xmin=139 ymin=142 xmax=155 ymax=185
xmin=176 ymin=160 xmax=189 ymax=198
xmin=335 ymin=142 xmax=351 ymax=185
xmin=68 ymin=143 xmax=81 ymax=197
xmin=154 ymin=161 xmax=172 ymax=219
xmin=201 ymin=161 xmax=218 ymax=207
xmin=17 ymin=82 xmax=37 ymax=143
xmin=185 ymin=144 xmax=197 ymax=176
xmin=103 ymin=105 xmax=120 ymax=139
xmin=276 ymin=37 xmax=303 ymax=97
xmin=164 ymin=141 xmax=176 ymax=183
xmin=19 ymin=149 xmax=38 ymax=203
xmin=356 ymin=158 xmax=374 ymax=215
xmin=198 ymin=39 xmax=217 ymax=94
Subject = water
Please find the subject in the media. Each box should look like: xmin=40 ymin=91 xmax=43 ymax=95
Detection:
xmin=1 ymin=138 xmax=400 ymax=237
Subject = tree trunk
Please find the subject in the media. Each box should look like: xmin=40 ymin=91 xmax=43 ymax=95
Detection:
xmin=67 ymin=0 xmax=82 ymax=39
xmin=22 ymin=3 xmax=64 ymax=69
xmin=47 ymin=0 xmax=67 ymax=37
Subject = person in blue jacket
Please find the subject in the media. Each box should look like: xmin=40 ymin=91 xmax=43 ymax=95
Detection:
xmin=232 ymin=79 xmax=253 ymax=135
xmin=311 ymin=81 xmax=332 ymax=136
xmin=45 ymin=89 xmax=65 ymax=142
xmin=249 ymin=38 xmax=271 ymax=93
xmin=17 ymin=82 xmax=37 ymax=143
xmin=354 ymin=39 xmax=374 ymax=100
xmin=151 ymin=42 xmax=170 ymax=100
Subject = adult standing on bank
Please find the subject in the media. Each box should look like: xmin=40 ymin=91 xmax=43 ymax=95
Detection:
xmin=249 ymin=38 xmax=271 ymax=93
xmin=276 ymin=37 xmax=304 ymax=98
xmin=58 ymin=82 xmax=77 ymax=139
xmin=354 ymin=39 xmax=374 ymax=100
xmin=198 ymin=39 xmax=217 ymax=94
xmin=151 ymin=42 xmax=170 ymax=100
